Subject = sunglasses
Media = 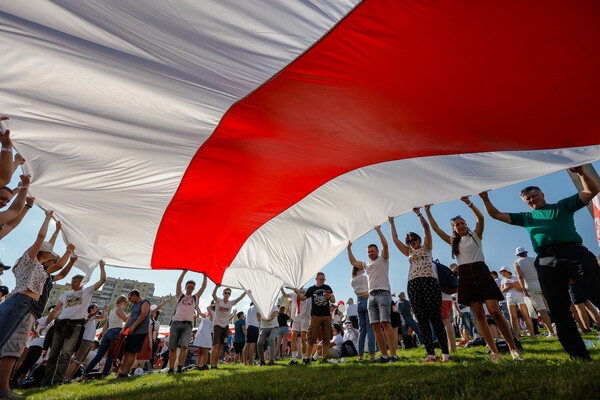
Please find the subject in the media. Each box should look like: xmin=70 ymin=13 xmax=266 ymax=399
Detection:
xmin=224 ymin=292 xmax=231 ymax=295
xmin=520 ymin=186 xmax=541 ymax=196
xmin=407 ymin=238 xmax=419 ymax=244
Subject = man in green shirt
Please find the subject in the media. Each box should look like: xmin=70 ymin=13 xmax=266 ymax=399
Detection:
xmin=479 ymin=166 xmax=600 ymax=360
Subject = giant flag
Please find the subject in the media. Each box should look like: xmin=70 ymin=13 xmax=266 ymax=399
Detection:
xmin=1 ymin=1 xmax=599 ymax=312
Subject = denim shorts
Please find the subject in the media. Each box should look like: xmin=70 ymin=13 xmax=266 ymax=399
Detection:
xmin=368 ymin=290 xmax=391 ymax=323
xmin=279 ymin=326 xmax=289 ymax=336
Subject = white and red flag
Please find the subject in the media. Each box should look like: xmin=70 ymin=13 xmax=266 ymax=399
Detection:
xmin=1 ymin=1 xmax=599 ymax=312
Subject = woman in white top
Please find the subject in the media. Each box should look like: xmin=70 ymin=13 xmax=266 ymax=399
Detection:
xmin=426 ymin=196 xmax=522 ymax=362
xmin=193 ymin=305 xmax=214 ymax=370
xmin=81 ymin=295 xmax=128 ymax=379
xmin=389 ymin=207 xmax=449 ymax=363
xmin=350 ymin=267 xmax=375 ymax=360
xmin=500 ymin=266 xmax=535 ymax=338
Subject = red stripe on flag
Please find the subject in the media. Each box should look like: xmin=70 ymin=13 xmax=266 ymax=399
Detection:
xmin=153 ymin=0 xmax=600 ymax=280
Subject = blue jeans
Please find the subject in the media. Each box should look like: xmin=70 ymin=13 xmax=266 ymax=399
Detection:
xmin=357 ymin=297 xmax=375 ymax=356
xmin=0 ymin=292 xmax=36 ymax=350
xmin=401 ymin=315 xmax=424 ymax=345
xmin=83 ymin=327 xmax=121 ymax=376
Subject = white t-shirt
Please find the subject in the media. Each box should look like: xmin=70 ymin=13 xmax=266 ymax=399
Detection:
xmin=290 ymin=292 xmax=311 ymax=317
xmin=361 ymin=256 xmax=390 ymax=292
xmin=172 ymin=294 xmax=197 ymax=322
xmin=331 ymin=334 xmax=343 ymax=353
xmin=246 ymin=305 xmax=259 ymax=327
xmin=351 ymin=274 xmax=369 ymax=295
xmin=58 ymin=286 xmax=95 ymax=320
xmin=213 ymin=298 xmax=236 ymax=328
xmin=455 ymin=234 xmax=485 ymax=265
xmin=82 ymin=316 xmax=98 ymax=341
xmin=343 ymin=329 xmax=358 ymax=346
xmin=260 ymin=306 xmax=279 ymax=329
xmin=515 ymin=257 xmax=541 ymax=291
xmin=346 ymin=303 xmax=358 ymax=317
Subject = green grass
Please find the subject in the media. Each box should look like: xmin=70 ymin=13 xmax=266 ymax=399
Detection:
xmin=20 ymin=335 xmax=600 ymax=400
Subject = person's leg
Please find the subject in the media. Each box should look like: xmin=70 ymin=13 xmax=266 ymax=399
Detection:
xmin=538 ymin=309 xmax=555 ymax=335
xmin=320 ymin=318 xmax=332 ymax=359
xmin=210 ymin=326 xmax=224 ymax=367
xmin=84 ymin=329 xmax=117 ymax=376
xmin=470 ymin=302 xmax=499 ymax=354
xmin=508 ymin=304 xmax=520 ymax=336
xmin=120 ymin=352 xmax=136 ymax=374
xmin=53 ymin=324 xmax=83 ymax=384
xmin=537 ymin=253 xmax=589 ymax=359
xmin=0 ymin=357 xmax=18 ymax=394
xmin=518 ymin=303 xmax=536 ymax=338
xmin=377 ymin=293 xmax=396 ymax=357
xmin=66 ymin=339 xmax=93 ymax=380
xmin=257 ymin=329 xmax=268 ymax=363
xmin=409 ymin=279 xmax=435 ymax=356
xmin=43 ymin=324 xmax=67 ymax=385
xmin=368 ymin=294 xmax=387 ymax=357
xmin=486 ymin=300 xmax=518 ymax=351
xmin=0 ymin=294 xmax=36 ymax=350
xmin=168 ymin=323 xmax=181 ymax=369
xmin=268 ymin=329 xmax=278 ymax=362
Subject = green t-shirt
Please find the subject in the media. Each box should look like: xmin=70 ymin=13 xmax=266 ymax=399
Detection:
xmin=509 ymin=193 xmax=585 ymax=252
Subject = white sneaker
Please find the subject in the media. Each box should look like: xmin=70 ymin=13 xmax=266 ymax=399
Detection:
xmin=329 ymin=358 xmax=339 ymax=364
xmin=510 ymin=349 xmax=524 ymax=361
xmin=340 ymin=358 xmax=346 ymax=363
xmin=312 ymin=353 xmax=319 ymax=361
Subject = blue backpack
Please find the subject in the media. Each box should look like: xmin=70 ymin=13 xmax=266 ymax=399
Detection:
xmin=434 ymin=259 xmax=458 ymax=295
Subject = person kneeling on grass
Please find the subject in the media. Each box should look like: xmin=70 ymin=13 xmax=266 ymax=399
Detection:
xmin=316 ymin=324 xmax=343 ymax=361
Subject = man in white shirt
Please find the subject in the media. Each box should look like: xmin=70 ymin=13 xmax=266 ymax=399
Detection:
xmin=43 ymin=261 xmax=106 ymax=385
xmin=210 ymin=285 xmax=246 ymax=369
xmin=168 ymin=270 xmax=207 ymax=373
xmin=513 ymin=247 xmax=556 ymax=337
xmin=347 ymin=226 xmax=398 ymax=363
xmin=243 ymin=303 xmax=259 ymax=365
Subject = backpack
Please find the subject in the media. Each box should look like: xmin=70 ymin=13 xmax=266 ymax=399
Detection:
xmin=434 ymin=259 xmax=458 ymax=295
xmin=340 ymin=340 xmax=357 ymax=357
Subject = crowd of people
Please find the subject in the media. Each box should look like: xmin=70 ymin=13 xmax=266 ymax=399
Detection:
xmin=0 ymin=117 xmax=599 ymax=398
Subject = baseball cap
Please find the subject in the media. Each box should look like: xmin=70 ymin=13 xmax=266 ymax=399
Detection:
xmin=515 ymin=246 xmax=528 ymax=256
xmin=39 ymin=242 xmax=59 ymax=259
xmin=0 ymin=261 xmax=11 ymax=270
xmin=499 ymin=266 xmax=511 ymax=273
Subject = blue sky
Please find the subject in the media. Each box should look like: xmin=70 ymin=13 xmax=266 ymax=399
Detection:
xmin=1 ymin=161 xmax=599 ymax=312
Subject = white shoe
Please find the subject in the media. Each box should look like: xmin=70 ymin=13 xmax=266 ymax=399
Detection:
xmin=329 ymin=358 xmax=339 ymax=364
xmin=340 ymin=358 xmax=346 ymax=363
xmin=510 ymin=349 xmax=524 ymax=361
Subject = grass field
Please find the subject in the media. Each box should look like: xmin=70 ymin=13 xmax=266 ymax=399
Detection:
xmin=20 ymin=334 xmax=600 ymax=400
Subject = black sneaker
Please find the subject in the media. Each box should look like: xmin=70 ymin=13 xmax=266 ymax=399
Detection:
xmin=289 ymin=360 xmax=298 ymax=365
xmin=258 ymin=361 xmax=266 ymax=366
xmin=320 ymin=358 xmax=329 ymax=364
xmin=198 ymin=365 xmax=209 ymax=371
xmin=389 ymin=356 xmax=399 ymax=363
xmin=177 ymin=366 xmax=183 ymax=373
xmin=377 ymin=357 xmax=390 ymax=364
xmin=267 ymin=360 xmax=275 ymax=366
xmin=302 ymin=358 xmax=310 ymax=365
xmin=210 ymin=365 xmax=219 ymax=370
xmin=167 ymin=368 xmax=174 ymax=374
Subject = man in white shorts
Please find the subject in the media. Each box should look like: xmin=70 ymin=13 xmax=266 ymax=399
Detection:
xmin=210 ymin=285 xmax=246 ymax=369
xmin=513 ymin=247 xmax=556 ymax=337
xmin=280 ymin=287 xmax=311 ymax=365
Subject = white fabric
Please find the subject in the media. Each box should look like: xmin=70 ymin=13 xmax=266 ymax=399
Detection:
xmin=289 ymin=292 xmax=311 ymax=318
xmin=515 ymin=257 xmax=541 ymax=291
xmin=1 ymin=2 xmax=599 ymax=317
xmin=260 ymin=306 xmax=279 ymax=330
xmin=58 ymin=286 xmax=95 ymax=320
xmin=193 ymin=316 xmax=213 ymax=349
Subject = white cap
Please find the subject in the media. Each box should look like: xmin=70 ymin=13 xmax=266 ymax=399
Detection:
xmin=499 ymin=266 xmax=511 ymax=274
xmin=515 ymin=246 xmax=528 ymax=256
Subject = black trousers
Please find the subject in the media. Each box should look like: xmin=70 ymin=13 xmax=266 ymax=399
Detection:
xmin=535 ymin=243 xmax=600 ymax=359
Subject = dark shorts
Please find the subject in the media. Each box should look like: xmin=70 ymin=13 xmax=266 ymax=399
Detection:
xmin=125 ymin=333 xmax=147 ymax=354
xmin=569 ymin=281 xmax=586 ymax=305
xmin=246 ymin=325 xmax=259 ymax=343
xmin=457 ymin=261 xmax=504 ymax=306
xmin=233 ymin=341 xmax=245 ymax=354
xmin=213 ymin=325 xmax=229 ymax=346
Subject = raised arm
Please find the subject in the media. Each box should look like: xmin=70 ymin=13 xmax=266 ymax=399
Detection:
xmin=374 ymin=225 xmax=389 ymax=259
xmin=346 ymin=241 xmax=363 ymax=268
xmin=0 ymin=196 xmax=34 ymax=240
xmin=0 ymin=122 xmax=13 ymax=187
xmin=280 ymin=287 xmax=291 ymax=299
xmin=27 ymin=210 xmax=53 ymax=259
xmin=569 ymin=166 xmax=600 ymax=204
xmin=93 ymin=260 xmax=107 ymax=291
xmin=461 ymin=196 xmax=484 ymax=238
xmin=194 ymin=272 xmax=208 ymax=298
xmin=46 ymin=243 xmax=75 ymax=275
xmin=388 ymin=216 xmax=409 ymax=257
xmin=176 ymin=269 xmax=187 ymax=298
xmin=212 ymin=284 xmax=220 ymax=302
xmin=292 ymin=287 xmax=308 ymax=301
xmin=234 ymin=291 xmax=246 ymax=304
xmin=0 ymin=175 xmax=30 ymax=225
xmin=478 ymin=191 xmax=511 ymax=224
xmin=48 ymin=220 xmax=62 ymax=248
xmin=53 ymin=254 xmax=77 ymax=282
xmin=413 ymin=207 xmax=432 ymax=250
xmin=424 ymin=204 xmax=451 ymax=244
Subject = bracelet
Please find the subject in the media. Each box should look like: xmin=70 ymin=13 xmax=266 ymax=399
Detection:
xmin=17 ymin=185 xmax=28 ymax=190
xmin=417 ymin=214 xmax=423 ymax=218
xmin=24 ymin=204 xmax=32 ymax=209
xmin=467 ymin=203 xmax=474 ymax=207
xmin=1 ymin=147 xmax=12 ymax=152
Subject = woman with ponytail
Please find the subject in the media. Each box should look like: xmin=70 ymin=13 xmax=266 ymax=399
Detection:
xmin=424 ymin=196 xmax=523 ymax=362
